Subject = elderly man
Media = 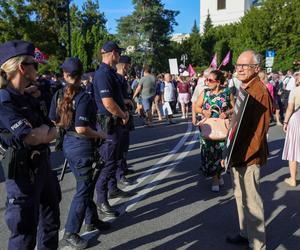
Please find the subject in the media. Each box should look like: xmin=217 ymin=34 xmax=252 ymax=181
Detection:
xmin=225 ymin=50 xmax=272 ymax=250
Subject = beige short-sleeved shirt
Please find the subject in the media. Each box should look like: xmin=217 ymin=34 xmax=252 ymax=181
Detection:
xmin=288 ymin=86 xmax=300 ymax=110
xmin=191 ymin=85 xmax=206 ymax=103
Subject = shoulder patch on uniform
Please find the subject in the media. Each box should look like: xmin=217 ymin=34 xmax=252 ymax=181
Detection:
xmin=79 ymin=116 xmax=88 ymax=121
xmin=11 ymin=119 xmax=31 ymax=130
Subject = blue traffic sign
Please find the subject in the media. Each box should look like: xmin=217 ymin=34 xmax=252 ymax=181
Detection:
xmin=266 ymin=50 xmax=275 ymax=58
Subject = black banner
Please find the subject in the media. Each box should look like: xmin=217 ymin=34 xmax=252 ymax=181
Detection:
xmin=223 ymin=87 xmax=250 ymax=169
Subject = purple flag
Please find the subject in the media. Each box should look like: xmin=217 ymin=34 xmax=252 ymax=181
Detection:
xmin=188 ymin=64 xmax=196 ymax=76
xmin=222 ymin=51 xmax=231 ymax=66
xmin=210 ymin=53 xmax=217 ymax=69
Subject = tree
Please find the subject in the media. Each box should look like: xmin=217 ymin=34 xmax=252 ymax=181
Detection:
xmin=0 ymin=0 xmax=32 ymax=42
xmin=203 ymin=11 xmax=213 ymax=34
xmin=117 ymin=0 xmax=179 ymax=72
xmin=191 ymin=19 xmax=199 ymax=34
xmin=81 ymin=0 xmax=106 ymax=35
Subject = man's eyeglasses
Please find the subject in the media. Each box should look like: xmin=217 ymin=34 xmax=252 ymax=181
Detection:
xmin=235 ymin=64 xmax=258 ymax=70
xmin=22 ymin=61 xmax=38 ymax=71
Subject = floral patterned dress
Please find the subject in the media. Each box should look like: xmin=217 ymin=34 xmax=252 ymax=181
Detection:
xmin=200 ymin=87 xmax=231 ymax=177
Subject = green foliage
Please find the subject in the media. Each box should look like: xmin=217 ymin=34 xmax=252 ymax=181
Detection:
xmin=171 ymin=0 xmax=300 ymax=72
xmin=0 ymin=0 xmax=112 ymax=73
xmin=203 ymin=12 xmax=213 ymax=34
xmin=116 ymin=0 xmax=179 ymax=72
xmin=1 ymin=0 xmax=299 ymax=73
xmin=191 ymin=20 xmax=199 ymax=34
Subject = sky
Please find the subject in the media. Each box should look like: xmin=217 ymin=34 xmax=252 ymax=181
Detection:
xmin=73 ymin=0 xmax=200 ymax=34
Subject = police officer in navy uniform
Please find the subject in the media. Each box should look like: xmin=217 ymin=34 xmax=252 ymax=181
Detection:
xmin=0 ymin=40 xmax=61 ymax=249
xmin=50 ymin=57 xmax=110 ymax=249
xmin=93 ymin=41 xmax=132 ymax=217
xmin=115 ymin=55 xmax=135 ymax=184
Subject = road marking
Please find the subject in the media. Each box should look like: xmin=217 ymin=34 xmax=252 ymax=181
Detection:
xmin=265 ymin=205 xmax=286 ymax=226
xmin=111 ymin=122 xmax=193 ymax=202
xmin=59 ymin=122 xmax=195 ymax=247
xmin=118 ymin=131 xmax=198 ymax=215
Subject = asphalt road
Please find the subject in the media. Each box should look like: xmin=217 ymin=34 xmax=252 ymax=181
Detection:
xmin=0 ymin=115 xmax=299 ymax=250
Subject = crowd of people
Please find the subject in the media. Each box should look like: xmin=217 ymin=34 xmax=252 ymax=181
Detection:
xmin=0 ymin=39 xmax=299 ymax=250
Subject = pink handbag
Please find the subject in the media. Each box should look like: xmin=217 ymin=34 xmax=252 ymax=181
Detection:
xmin=198 ymin=105 xmax=230 ymax=140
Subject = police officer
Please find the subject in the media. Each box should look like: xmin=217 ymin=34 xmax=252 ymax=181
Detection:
xmin=115 ymin=55 xmax=135 ymax=184
xmin=0 ymin=40 xmax=61 ymax=249
xmin=50 ymin=57 xmax=109 ymax=249
xmin=93 ymin=41 xmax=132 ymax=217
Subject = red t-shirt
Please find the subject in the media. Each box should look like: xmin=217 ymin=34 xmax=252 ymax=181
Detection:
xmin=177 ymin=81 xmax=190 ymax=93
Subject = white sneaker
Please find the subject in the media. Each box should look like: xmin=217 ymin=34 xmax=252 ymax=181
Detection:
xmin=211 ymin=185 xmax=220 ymax=192
xmin=181 ymin=115 xmax=185 ymax=119
xmin=219 ymin=177 xmax=224 ymax=186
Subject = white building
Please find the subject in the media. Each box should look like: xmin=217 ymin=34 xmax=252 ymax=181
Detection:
xmin=170 ymin=33 xmax=191 ymax=44
xmin=200 ymin=0 xmax=263 ymax=33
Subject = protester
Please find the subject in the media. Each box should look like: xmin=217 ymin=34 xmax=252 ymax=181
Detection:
xmin=259 ymin=70 xmax=274 ymax=100
xmin=176 ymin=75 xmax=191 ymax=119
xmin=272 ymin=72 xmax=284 ymax=125
xmin=228 ymin=72 xmax=242 ymax=99
xmin=259 ymin=70 xmax=275 ymax=124
xmin=131 ymin=75 xmax=145 ymax=120
xmin=282 ymin=70 xmax=300 ymax=187
xmin=115 ymin=55 xmax=135 ymax=184
xmin=161 ymin=73 xmax=177 ymax=124
xmin=191 ymin=68 xmax=211 ymax=126
xmin=133 ymin=66 xmax=156 ymax=127
xmin=283 ymin=70 xmax=296 ymax=111
xmin=195 ymin=70 xmax=234 ymax=192
xmin=224 ymin=50 xmax=272 ymax=250
xmin=151 ymin=74 xmax=163 ymax=121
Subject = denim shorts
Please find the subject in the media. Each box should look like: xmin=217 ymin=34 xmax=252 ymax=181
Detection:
xmin=142 ymin=96 xmax=154 ymax=112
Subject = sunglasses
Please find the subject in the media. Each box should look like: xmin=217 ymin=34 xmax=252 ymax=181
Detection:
xmin=207 ymin=78 xmax=218 ymax=83
xmin=22 ymin=61 xmax=39 ymax=71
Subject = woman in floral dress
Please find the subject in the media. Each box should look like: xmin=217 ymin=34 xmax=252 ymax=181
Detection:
xmin=195 ymin=70 xmax=235 ymax=192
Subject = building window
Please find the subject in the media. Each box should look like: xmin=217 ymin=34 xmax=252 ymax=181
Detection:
xmin=217 ymin=0 xmax=226 ymax=10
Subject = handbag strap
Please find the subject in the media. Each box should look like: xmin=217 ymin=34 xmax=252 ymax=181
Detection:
xmin=209 ymin=104 xmax=221 ymax=115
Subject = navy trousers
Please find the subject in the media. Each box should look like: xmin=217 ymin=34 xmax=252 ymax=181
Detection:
xmin=5 ymin=151 xmax=61 ymax=250
xmin=116 ymin=126 xmax=130 ymax=180
xmin=63 ymin=136 xmax=99 ymax=233
xmin=96 ymin=125 xmax=124 ymax=204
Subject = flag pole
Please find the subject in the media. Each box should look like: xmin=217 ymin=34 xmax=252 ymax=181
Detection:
xmin=217 ymin=61 xmax=223 ymax=70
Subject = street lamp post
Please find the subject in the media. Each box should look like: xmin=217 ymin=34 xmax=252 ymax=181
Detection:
xmin=57 ymin=1 xmax=71 ymax=57
xmin=66 ymin=0 xmax=71 ymax=57
xmin=181 ymin=54 xmax=188 ymax=67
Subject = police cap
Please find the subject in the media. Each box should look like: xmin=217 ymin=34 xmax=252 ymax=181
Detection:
xmin=101 ymin=41 xmax=125 ymax=54
xmin=119 ymin=55 xmax=131 ymax=64
xmin=61 ymin=57 xmax=83 ymax=75
xmin=0 ymin=40 xmax=35 ymax=66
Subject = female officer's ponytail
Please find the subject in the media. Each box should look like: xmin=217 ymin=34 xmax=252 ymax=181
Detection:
xmin=0 ymin=55 xmax=30 ymax=89
xmin=0 ymin=69 xmax=8 ymax=89
xmin=57 ymin=73 xmax=82 ymax=128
